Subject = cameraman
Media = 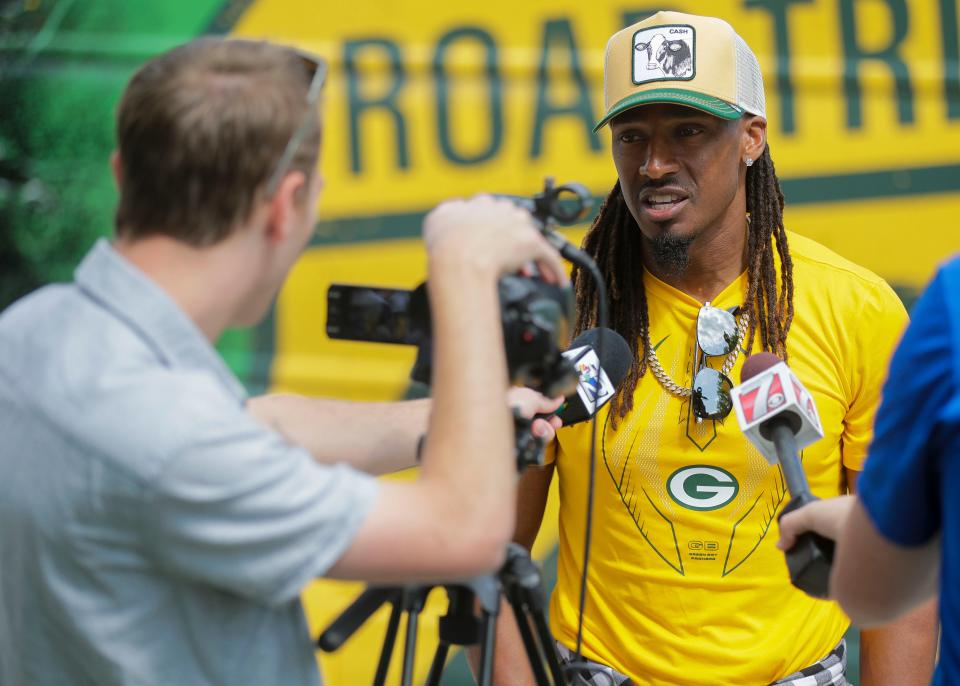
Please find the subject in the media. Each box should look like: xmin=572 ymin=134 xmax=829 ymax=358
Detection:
xmin=0 ymin=38 xmax=565 ymax=686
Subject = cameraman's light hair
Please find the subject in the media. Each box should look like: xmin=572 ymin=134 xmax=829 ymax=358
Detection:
xmin=114 ymin=38 xmax=322 ymax=246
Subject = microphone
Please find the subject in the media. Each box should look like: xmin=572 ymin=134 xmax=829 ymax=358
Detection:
xmin=415 ymin=328 xmax=631 ymax=466
xmin=544 ymin=327 xmax=632 ymax=426
xmin=730 ymin=352 xmax=824 ymax=465
xmin=730 ymin=352 xmax=835 ymax=598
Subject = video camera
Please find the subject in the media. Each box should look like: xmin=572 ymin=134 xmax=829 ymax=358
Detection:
xmin=325 ymin=179 xmax=593 ymax=399
xmin=320 ymin=182 xmax=608 ymax=685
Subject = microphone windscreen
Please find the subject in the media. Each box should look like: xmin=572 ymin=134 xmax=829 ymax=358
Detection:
xmin=740 ymin=351 xmax=782 ymax=384
xmin=554 ymin=327 xmax=633 ymax=426
xmin=569 ymin=327 xmax=632 ymax=388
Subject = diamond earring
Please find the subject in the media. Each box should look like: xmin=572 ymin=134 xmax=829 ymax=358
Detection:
xmin=745 ymin=156 xmax=754 ymax=167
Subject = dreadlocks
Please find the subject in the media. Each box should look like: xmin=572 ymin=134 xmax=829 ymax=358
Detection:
xmin=570 ymin=144 xmax=794 ymax=426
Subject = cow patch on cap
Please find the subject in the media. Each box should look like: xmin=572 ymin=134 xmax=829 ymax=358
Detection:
xmin=632 ymin=25 xmax=695 ymax=84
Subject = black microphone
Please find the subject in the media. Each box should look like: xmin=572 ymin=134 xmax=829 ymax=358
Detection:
xmin=542 ymin=327 xmax=632 ymax=426
xmin=731 ymin=352 xmax=835 ymax=598
xmin=415 ymin=328 xmax=631 ymax=465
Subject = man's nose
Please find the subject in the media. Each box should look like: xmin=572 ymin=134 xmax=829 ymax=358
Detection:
xmin=640 ymin=137 xmax=679 ymax=179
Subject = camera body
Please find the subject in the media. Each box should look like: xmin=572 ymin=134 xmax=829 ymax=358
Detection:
xmin=326 ymin=275 xmax=576 ymax=397
xmin=325 ymin=179 xmax=592 ymax=397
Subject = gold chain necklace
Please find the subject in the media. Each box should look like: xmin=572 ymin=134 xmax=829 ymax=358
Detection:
xmin=646 ymin=309 xmax=750 ymax=398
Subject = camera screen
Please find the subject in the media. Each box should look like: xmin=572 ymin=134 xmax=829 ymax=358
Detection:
xmin=326 ymin=284 xmax=419 ymax=345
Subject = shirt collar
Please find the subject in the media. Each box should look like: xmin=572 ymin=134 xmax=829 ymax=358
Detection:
xmin=642 ymin=267 xmax=749 ymax=315
xmin=74 ymin=238 xmax=247 ymax=401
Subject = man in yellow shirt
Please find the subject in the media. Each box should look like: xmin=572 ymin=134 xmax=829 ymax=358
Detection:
xmin=493 ymin=11 xmax=937 ymax=685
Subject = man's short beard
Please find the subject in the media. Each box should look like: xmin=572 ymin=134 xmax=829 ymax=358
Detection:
xmin=649 ymin=233 xmax=694 ymax=274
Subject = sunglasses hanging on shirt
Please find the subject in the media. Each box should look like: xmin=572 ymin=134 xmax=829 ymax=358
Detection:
xmin=690 ymin=304 xmax=742 ymax=421
xmin=646 ymin=302 xmax=748 ymax=421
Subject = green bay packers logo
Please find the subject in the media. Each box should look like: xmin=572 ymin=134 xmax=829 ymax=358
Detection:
xmin=667 ymin=465 xmax=739 ymax=511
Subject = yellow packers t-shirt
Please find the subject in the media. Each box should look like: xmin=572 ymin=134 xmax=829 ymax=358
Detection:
xmin=546 ymin=233 xmax=907 ymax=685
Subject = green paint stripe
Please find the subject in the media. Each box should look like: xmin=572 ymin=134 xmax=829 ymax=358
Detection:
xmin=787 ymin=163 xmax=960 ymax=204
xmin=311 ymin=163 xmax=960 ymax=247
xmin=312 ymin=213 xmax=425 ymax=246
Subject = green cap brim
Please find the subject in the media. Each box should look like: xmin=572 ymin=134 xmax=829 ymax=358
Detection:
xmin=593 ymin=88 xmax=743 ymax=132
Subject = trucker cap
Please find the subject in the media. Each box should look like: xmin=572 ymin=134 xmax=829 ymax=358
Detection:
xmin=595 ymin=11 xmax=766 ymax=131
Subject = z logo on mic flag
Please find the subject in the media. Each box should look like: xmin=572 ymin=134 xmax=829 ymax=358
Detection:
xmin=563 ymin=345 xmax=616 ymax=414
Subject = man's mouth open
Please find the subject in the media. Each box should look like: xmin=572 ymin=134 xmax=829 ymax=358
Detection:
xmin=640 ymin=191 xmax=689 ymax=222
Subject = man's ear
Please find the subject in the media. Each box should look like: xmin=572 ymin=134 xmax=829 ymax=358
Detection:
xmin=742 ymin=116 xmax=767 ymax=162
xmin=264 ymin=170 xmax=307 ymax=244
xmin=109 ymin=151 xmax=122 ymax=191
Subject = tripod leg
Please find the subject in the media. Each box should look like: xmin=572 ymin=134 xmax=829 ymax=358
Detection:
xmin=424 ymin=642 xmax=451 ymax=686
xmin=508 ymin=602 xmax=552 ymax=685
xmin=400 ymin=605 xmax=421 ymax=686
xmin=373 ymin=602 xmax=403 ymax=686
xmin=475 ymin=611 xmax=498 ymax=686
xmin=318 ymin=588 xmax=397 ymax=652
xmin=530 ymin=611 xmax=565 ymax=684
xmin=498 ymin=545 xmax=564 ymax=685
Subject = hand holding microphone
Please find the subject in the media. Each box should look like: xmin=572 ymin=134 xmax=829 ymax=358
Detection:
xmin=507 ymin=387 xmax=564 ymax=437
xmin=513 ymin=326 xmax=631 ymax=469
xmin=415 ymin=328 xmax=630 ymax=468
xmin=730 ymin=352 xmax=835 ymax=598
xmin=777 ymin=495 xmax=857 ymax=552
xmin=535 ymin=327 xmax=633 ymax=427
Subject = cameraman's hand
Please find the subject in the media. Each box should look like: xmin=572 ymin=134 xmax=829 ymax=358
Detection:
xmin=776 ymin=495 xmax=856 ymax=551
xmin=507 ymin=387 xmax=563 ymax=442
xmin=423 ymin=195 xmax=567 ymax=285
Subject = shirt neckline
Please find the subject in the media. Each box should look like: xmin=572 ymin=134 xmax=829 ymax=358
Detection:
xmin=74 ymin=238 xmax=247 ymax=401
xmin=642 ymin=267 xmax=750 ymax=315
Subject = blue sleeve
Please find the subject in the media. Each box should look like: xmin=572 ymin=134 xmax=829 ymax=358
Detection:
xmin=858 ymin=265 xmax=956 ymax=547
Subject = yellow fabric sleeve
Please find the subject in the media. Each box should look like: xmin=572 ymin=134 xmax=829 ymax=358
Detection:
xmin=542 ymin=436 xmax=559 ymax=466
xmin=840 ymin=280 xmax=909 ymax=472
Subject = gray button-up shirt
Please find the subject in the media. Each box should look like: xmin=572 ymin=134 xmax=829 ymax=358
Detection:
xmin=0 ymin=240 xmax=379 ymax=685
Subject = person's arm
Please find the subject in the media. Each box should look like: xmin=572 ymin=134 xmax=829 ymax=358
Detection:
xmin=145 ymin=198 xmax=568 ymax=600
xmin=778 ymin=494 xmax=939 ymax=685
xmin=246 ymin=388 xmax=561 ymax=476
xmin=843 ymin=469 xmax=938 ymax=686
xmin=778 ymin=484 xmax=939 ymax=686
xmin=328 ymin=196 xmax=569 ymax=582
xmin=835 ymin=278 xmax=949 ymax=686
xmin=246 ymin=396 xmax=429 ymax=474
xmin=829 ymin=277 xmax=938 ymax=684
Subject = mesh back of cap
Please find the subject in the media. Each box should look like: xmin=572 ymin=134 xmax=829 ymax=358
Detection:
xmin=735 ymin=34 xmax=766 ymax=117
